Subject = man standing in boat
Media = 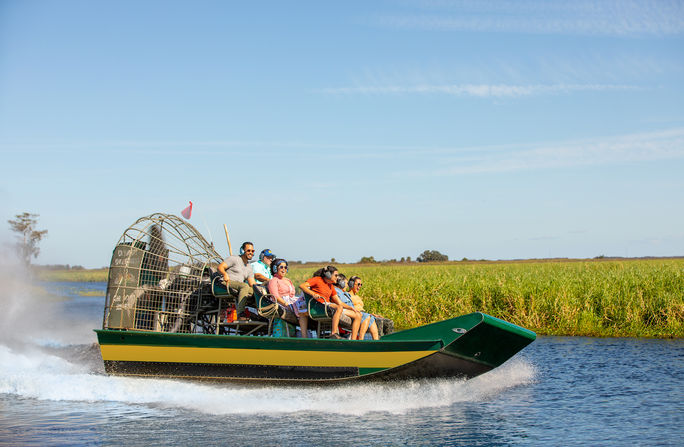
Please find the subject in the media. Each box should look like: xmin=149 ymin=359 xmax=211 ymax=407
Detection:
xmin=217 ymin=241 xmax=257 ymax=321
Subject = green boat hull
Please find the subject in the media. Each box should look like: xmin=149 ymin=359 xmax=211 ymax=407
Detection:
xmin=95 ymin=312 xmax=536 ymax=382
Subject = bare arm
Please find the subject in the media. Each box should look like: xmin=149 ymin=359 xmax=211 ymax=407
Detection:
xmin=217 ymin=261 xmax=230 ymax=283
xmin=299 ymin=281 xmax=322 ymax=300
xmin=331 ymin=295 xmax=360 ymax=314
xmin=254 ymin=273 xmax=269 ymax=282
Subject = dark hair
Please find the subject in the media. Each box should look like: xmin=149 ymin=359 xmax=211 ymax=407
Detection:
xmin=336 ymin=273 xmax=347 ymax=288
xmin=271 ymin=258 xmax=288 ymax=275
xmin=239 ymin=241 xmax=254 ymax=256
xmin=313 ymin=265 xmax=338 ymax=279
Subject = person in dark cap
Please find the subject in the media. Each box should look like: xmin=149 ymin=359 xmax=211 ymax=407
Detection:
xmin=252 ymin=248 xmax=276 ymax=285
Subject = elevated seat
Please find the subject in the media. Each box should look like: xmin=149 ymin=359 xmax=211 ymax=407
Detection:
xmin=306 ymin=294 xmax=352 ymax=326
xmin=253 ymin=284 xmax=299 ymax=325
xmin=211 ymin=275 xmax=233 ymax=298
xmin=253 ymin=284 xmax=302 ymax=337
xmin=305 ymin=294 xmax=353 ymax=337
xmin=208 ymin=276 xmax=268 ymax=335
xmin=307 ymin=292 xmax=394 ymax=338
xmin=374 ymin=317 xmax=394 ymax=336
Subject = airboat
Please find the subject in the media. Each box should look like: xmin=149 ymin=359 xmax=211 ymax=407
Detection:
xmin=96 ymin=213 xmax=536 ymax=382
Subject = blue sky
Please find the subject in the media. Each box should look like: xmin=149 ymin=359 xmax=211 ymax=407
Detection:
xmin=1 ymin=0 xmax=683 ymax=268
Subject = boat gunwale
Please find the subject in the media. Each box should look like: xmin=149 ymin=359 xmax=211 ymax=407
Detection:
xmin=481 ymin=313 xmax=537 ymax=341
xmin=95 ymin=329 xmax=445 ymax=352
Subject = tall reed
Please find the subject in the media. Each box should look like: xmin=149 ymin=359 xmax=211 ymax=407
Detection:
xmin=34 ymin=268 xmax=109 ymax=282
xmin=291 ymin=259 xmax=683 ymax=338
xmin=41 ymin=259 xmax=683 ymax=337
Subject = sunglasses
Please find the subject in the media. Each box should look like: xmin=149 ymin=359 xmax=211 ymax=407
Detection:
xmin=278 ymin=265 xmax=288 ymax=270
xmin=356 ymin=283 xmax=363 ymax=287
xmin=245 ymin=250 xmax=255 ymax=253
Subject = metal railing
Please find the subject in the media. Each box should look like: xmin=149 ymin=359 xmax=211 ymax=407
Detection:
xmin=102 ymin=213 xmax=222 ymax=334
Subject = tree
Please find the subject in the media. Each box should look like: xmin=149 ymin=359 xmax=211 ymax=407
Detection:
xmin=358 ymin=256 xmax=377 ymax=264
xmin=417 ymin=250 xmax=448 ymax=262
xmin=8 ymin=212 xmax=48 ymax=266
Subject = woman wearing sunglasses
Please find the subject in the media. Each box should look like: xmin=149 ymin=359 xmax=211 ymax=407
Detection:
xmin=267 ymin=259 xmax=310 ymax=337
xmin=347 ymin=276 xmax=381 ymax=340
xmin=334 ymin=274 xmax=379 ymax=340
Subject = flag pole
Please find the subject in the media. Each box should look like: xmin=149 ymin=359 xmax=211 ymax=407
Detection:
xmin=202 ymin=217 xmax=214 ymax=247
xmin=223 ymin=224 xmax=233 ymax=256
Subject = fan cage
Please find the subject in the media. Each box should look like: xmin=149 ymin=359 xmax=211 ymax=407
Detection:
xmin=102 ymin=213 xmax=223 ymax=333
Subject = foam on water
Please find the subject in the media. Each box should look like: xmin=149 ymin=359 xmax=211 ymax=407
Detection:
xmin=0 ymin=343 xmax=536 ymax=416
xmin=0 ymin=255 xmax=537 ymax=416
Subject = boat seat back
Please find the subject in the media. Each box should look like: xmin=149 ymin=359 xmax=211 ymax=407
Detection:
xmin=254 ymin=283 xmax=298 ymax=325
xmin=211 ymin=275 xmax=234 ymax=298
xmin=305 ymin=294 xmax=353 ymax=328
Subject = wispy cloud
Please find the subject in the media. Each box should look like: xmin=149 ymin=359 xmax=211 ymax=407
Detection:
xmin=402 ymin=127 xmax=684 ymax=175
xmin=3 ymin=128 xmax=683 ymax=175
xmin=320 ymin=83 xmax=637 ymax=98
xmin=377 ymin=0 xmax=684 ymax=36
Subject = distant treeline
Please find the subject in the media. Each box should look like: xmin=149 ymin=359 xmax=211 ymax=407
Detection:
xmin=317 ymin=255 xmax=684 ymax=265
xmin=36 ymin=264 xmax=87 ymax=270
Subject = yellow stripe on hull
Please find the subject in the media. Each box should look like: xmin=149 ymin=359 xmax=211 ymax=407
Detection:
xmin=100 ymin=344 xmax=434 ymax=368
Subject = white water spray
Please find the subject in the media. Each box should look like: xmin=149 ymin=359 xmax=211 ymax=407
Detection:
xmin=1 ymin=341 xmax=536 ymax=416
xmin=0 ymin=254 xmax=97 ymax=348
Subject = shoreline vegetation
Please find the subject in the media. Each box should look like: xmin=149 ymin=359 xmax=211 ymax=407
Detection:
xmin=34 ymin=258 xmax=683 ymax=338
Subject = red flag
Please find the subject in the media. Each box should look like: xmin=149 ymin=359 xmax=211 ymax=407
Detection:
xmin=181 ymin=201 xmax=193 ymax=219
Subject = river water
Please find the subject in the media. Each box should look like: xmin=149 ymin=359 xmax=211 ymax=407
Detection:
xmin=0 ymin=281 xmax=682 ymax=446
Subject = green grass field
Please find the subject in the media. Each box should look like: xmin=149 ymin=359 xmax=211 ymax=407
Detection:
xmin=36 ymin=259 xmax=683 ymax=337
xmin=287 ymin=259 xmax=683 ymax=338
xmin=35 ymin=268 xmax=109 ymax=282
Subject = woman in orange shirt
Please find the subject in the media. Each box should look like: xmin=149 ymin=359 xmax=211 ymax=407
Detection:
xmin=299 ymin=265 xmax=361 ymax=340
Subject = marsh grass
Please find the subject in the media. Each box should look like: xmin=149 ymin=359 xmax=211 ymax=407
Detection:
xmin=291 ymin=259 xmax=683 ymax=338
xmin=35 ymin=268 xmax=109 ymax=282
xmin=40 ymin=260 xmax=683 ymax=337
xmin=77 ymin=290 xmax=105 ymax=297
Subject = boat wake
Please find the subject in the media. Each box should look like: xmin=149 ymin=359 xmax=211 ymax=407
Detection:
xmin=0 ymin=342 xmax=536 ymax=416
xmin=0 ymin=257 xmax=537 ymax=416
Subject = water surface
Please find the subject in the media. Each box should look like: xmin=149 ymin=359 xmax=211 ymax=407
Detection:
xmin=0 ymin=282 xmax=681 ymax=446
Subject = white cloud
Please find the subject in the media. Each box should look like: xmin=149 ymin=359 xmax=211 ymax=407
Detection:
xmin=377 ymin=0 xmax=684 ymax=36
xmin=3 ymin=128 xmax=683 ymax=176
